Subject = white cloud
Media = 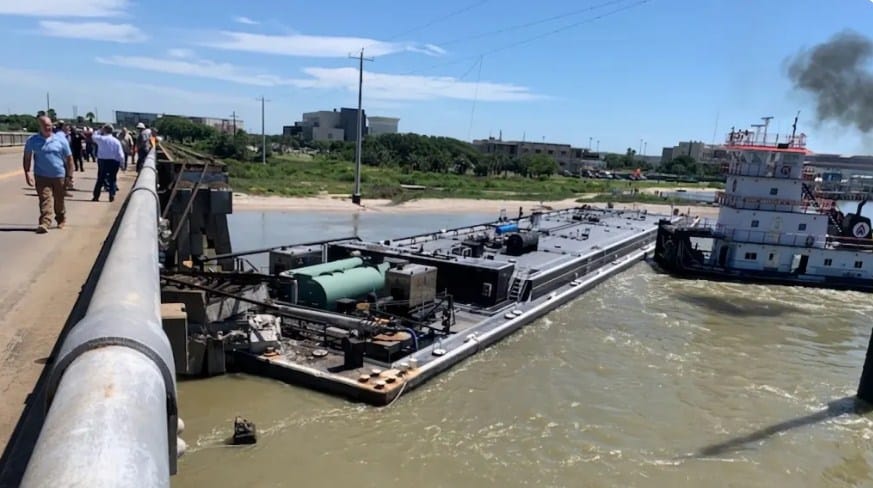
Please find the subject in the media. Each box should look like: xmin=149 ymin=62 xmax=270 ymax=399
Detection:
xmin=95 ymin=55 xmax=540 ymax=102
xmin=202 ymin=31 xmax=445 ymax=58
xmin=291 ymin=67 xmax=541 ymax=102
xmin=95 ymin=55 xmax=286 ymax=86
xmin=234 ymin=16 xmax=258 ymax=25
xmin=0 ymin=0 xmax=128 ymax=17
xmin=167 ymin=48 xmax=195 ymax=59
xmin=39 ymin=21 xmax=146 ymax=43
xmin=0 ymin=66 xmax=252 ymax=120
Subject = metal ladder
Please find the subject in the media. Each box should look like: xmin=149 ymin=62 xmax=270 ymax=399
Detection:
xmin=508 ymin=278 xmax=522 ymax=302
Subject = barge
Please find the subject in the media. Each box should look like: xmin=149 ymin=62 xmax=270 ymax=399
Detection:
xmin=654 ymin=116 xmax=873 ymax=292
xmin=162 ymin=206 xmax=665 ymax=405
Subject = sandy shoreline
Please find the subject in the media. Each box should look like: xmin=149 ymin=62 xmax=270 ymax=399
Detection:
xmin=232 ymin=193 xmax=720 ymax=219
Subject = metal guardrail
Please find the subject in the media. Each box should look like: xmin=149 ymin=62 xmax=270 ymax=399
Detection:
xmin=20 ymin=149 xmax=178 ymax=487
xmin=0 ymin=131 xmax=33 ymax=147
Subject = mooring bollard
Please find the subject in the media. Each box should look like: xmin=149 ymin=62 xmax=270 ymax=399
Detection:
xmin=857 ymin=327 xmax=873 ymax=404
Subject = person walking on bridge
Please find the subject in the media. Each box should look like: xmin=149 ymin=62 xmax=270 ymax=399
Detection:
xmin=119 ymin=128 xmax=133 ymax=171
xmin=135 ymin=122 xmax=153 ymax=173
xmin=89 ymin=124 xmax=125 ymax=202
xmin=23 ymin=116 xmax=73 ymax=233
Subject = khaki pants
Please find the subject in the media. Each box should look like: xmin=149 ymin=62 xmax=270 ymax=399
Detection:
xmin=35 ymin=176 xmax=66 ymax=228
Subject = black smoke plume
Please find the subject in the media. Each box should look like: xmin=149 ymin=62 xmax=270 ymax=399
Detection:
xmin=787 ymin=30 xmax=873 ymax=133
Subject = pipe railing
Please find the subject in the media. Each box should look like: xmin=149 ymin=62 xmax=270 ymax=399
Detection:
xmin=20 ymin=149 xmax=178 ymax=487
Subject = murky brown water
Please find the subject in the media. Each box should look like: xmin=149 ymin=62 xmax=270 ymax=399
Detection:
xmin=172 ymin=211 xmax=873 ymax=488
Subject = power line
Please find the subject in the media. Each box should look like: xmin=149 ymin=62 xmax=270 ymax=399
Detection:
xmin=395 ymin=0 xmax=652 ymax=78
xmin=436 ymin=0 xmax=629 ymax=47
xmin=480 ymin=0 xmax=652 ymax=58
xmin=383 ymin=0 xmax=490 ymax=42
xmin=467 ymin=56 xmax=484 ymax=141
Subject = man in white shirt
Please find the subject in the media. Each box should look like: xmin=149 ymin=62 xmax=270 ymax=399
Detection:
xmin=89 ymin=125 xmax=125 ymax=202
xmin=135 ymin=122 xmax=153 ymax=173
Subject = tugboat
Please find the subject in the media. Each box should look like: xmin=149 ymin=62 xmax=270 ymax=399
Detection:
xmin=654 ymin=116 xmax=873 ymax=291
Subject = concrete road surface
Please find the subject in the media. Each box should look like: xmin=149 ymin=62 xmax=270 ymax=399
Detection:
xmin=0 ymin=146 xmax=135 ymax=447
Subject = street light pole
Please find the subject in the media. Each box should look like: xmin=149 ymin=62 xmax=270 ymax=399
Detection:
xmin=596 ymin=140 xmax=600 ymax=152
xmin=588 ymin=136 xmax=592 ymax=151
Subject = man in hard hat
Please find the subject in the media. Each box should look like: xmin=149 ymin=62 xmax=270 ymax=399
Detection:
xmin=135 ymin=122 xmax=153 ymax=173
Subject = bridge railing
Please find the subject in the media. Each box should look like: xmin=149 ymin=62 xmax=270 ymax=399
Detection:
xmin=20 ymin=149 xmax=178 ymax=487
xmin=0 ymin=131 xmax=34 ymax=147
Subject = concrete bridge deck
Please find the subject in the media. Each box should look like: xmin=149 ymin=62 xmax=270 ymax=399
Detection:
xmin=0 ymin=146 xmax=133 ymax=446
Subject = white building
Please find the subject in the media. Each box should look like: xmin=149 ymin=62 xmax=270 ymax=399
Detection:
xmin=368 ymin=116 xmax=400 ymax=136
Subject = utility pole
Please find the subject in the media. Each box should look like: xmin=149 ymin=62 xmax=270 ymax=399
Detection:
xmin=229 ymin=110 xmax=237 ymax=135
xmin=588 ymin=136 xmax=592 ymax=151
xmin=256 ymin=97 xmax=270 ymax=164
xmin=46 ymin=92 xmax=50 ymax=112
xmin=73 ymin=105 xmax=78 ymax=119
xmin=643 ymin=141 xmax=647 ymax=156
xmin=638 ymin=138 xmax=643 ymax=156
xmin=596 ymin=140 xmax=600 ymax=152
xmin=349 ymin=48 xmax=373 ymax=205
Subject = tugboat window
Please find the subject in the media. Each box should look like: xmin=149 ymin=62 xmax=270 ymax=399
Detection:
xmin=744 ymin=252 xmax=757 ymax=260
xmin=855 ymin=261 xmax=863 ymax=269
xmin=798 ymin=223 xmax=807 ymax=231
xmin=769 ymin=187 xmax=778 ymax=195
xmin=751 ymin=220 xmax=759 ymax=228
xmin=824 ymin=258 xmax=833 ymax=266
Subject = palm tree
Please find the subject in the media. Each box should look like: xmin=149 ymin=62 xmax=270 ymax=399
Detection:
xmin=85 ymin=112 xmax=95 ymax=124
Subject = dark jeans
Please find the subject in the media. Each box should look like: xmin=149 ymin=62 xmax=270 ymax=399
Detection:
xmin=136 ymin=149 xmax=148 ymax=173
xmin=93 ymin=159 xmax=120 ymax=200
xmin=73 ymin=151 xmax=84 ymax=171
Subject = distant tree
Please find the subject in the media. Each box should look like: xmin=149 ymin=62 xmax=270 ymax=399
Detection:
xmin=36 ymin=110 xmax=46 ymax=118
xmin=0 ymin=114 xmax=40 ymax=132
xmin=46 ymin=108 xmax=57 ymax=121
xmin=85 ymin=112 xmax=95 ymax=124
xmin=523 ymin=153 xmax=558 ymax=178
xmin=155 ymin=115 xmax=216 ymax=142
xmin=76 ymin=115 xmax=85 ymax=124
xmin=661 ymin=155 xmax=698 ymax=175
xmin=603 ymin=153 xmax=624 ymax=170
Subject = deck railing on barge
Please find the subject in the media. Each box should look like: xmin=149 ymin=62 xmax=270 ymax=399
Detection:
xmin=679 ymin=222 xmax=822 ymax=249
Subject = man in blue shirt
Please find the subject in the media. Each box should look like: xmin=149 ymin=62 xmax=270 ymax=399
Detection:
xmin=23 ymin=116 xmax=74 ymax=233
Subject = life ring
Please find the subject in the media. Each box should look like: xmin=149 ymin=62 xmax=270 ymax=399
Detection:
xmin=805 ymin=235 xmax=814 ymax=247
xmin=780 ymin=166 xmax=791 ymax=177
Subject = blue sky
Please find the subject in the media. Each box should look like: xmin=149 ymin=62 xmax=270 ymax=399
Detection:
xmin=0 ymin=0 xmax=871 ymax=154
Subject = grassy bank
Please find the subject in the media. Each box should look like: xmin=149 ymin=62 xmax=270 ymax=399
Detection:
xmin=227 ymin=155 xmax=724 ymax=202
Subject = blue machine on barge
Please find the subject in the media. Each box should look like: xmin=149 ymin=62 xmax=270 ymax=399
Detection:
xmin=163 ymin=206 xmax=664 ymax=405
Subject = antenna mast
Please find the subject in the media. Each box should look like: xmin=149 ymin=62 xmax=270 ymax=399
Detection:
xmin=761 ymin=116 xmax=774 ymax=144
